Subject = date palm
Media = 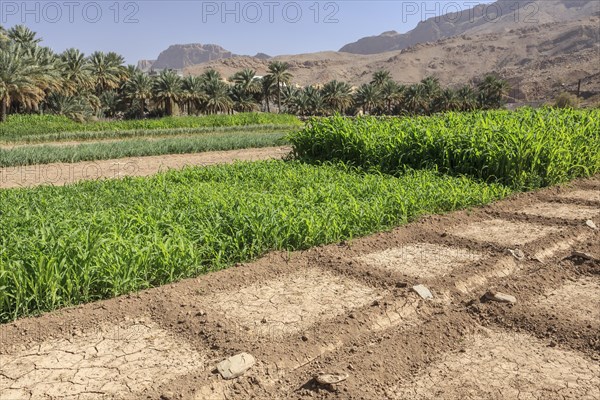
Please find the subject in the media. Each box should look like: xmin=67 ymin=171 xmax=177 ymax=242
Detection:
xmin=153 ymin=69 xmax=182 ymax=116
xmin=45 ymin=92 xmax=95 ymax=122
xmin=232 ymin=68 xmax=261 ymax=95
xmin=477 ymin=75 xmax=509 ymax=109
xmin=201 ymin=69 xmax=222 ymax=84
xmin=7 ymin=25 xmax=41 ymax=46
xmin=431 ymin=88 xmax=459 ymax=113
xmin=0 ymin=24 xmax=7 ymax=43
xmin=266 ymin=61 xmax=292 ymax=113
xmin=456 ymin=86 xmax=478 ymax=112
xmin=123 ymin=71 xmax=153 ymax=118
xmin=371 ymin=70 xmax=392 ymax=87
xmin=279 ymin=85 xmax=300 ymax=114
xmin=88 ymin=51 xmax=124 ymax=95
xmin=202 ymin=79 xmax=232 ymax=114
xmin=261 ymin=75 xmax=276 ymax=113
xmin=380 ymin=80 xmax=404 ymax=115
xmin=59 ymin=48 xmax=93 ymax=95
xmin=0 ymin=43 xmax=48 ymax=121
xmin=404 ymin=84 xmax=428 ymax=115
xmin=354 ymin=83 xmax=381 ymax=115
xmin=321 ymin=80 xmax=353 ymax=115
xmin=230 ymin=84 xmax=258 ymax=112
xmin=181 ymin=75 xmax=206 ymax=115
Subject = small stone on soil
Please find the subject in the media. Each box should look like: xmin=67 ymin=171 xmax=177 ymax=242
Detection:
xmin=217 ymin=352 xmax=256 ymax=380
xmin=508 ymin=249 xmax=525 ymax=261
xmin=315 ymin=372 xmax=349 ymax=385
xmin=485 ymin=290 xmax=517 ymax=304
xmin=585 ymin=220 xmax=597 ymax=230
xmin=412 ymin=284 xmax=433 ymax=300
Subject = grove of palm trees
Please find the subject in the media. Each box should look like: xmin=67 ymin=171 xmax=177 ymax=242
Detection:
xmin=0 ymin=24 xmax=510 ymax=124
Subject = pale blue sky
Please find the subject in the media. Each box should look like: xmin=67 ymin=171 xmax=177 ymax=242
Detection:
xmin=1 ymin=1 xmax=494 ymax=63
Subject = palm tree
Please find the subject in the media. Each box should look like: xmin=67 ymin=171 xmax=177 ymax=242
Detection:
xmin=304 ymin=86 xmax=325 ymax=116
xmin=232 ymin=68 xmax=261 ymax=95
xmin=261 ymin=75 xmax=276 ymax=113
xmin=45 ymin=92 xmax=95 ymax=122
xmin=0 ymin=25 xmax=8 ymax=48
xmin=7 ymin=25 xmax=41 ymax=46
xmin=354 ymin=83 xmax=381 ymax=114
xmin=153 ymin=69 xmax=182 ymax=116
xmin=201 ymin=69 xmax=222 ymax=84
xmin=230 ymin=84 xmax=258 ymax=112
xmin=380 ymin=80 xmax=403 ymax=114
xmin=88 ymin=51 xmax=123 ymax=95
xmin=431 ymin=88 xmax=459 ymax=113
xmin=321 ymin=80 xmax=353 ymax=114
xmin=404 ymin=84 xmax=428 ymax=115
xmin=456 ymin=85 xmax=478 ymax=112
xmin=371 ymin=70 xmax=392 ymax=87
xmin=59 ymin=48 xmax=93 ymax=95
xmin=181 ymin=75 xmax=206 ymax=115
xmin=477 ymin=75 xmax=509 ymax=109
xmin=202 ymin=79 xmax=232 ymax=114
xmin=280 ymin=85 xmax=299 ymax=114
xmin=123 ymin=71 xmax=153 ymax=118
xmin=266 ymin=61 xmax=292 ymax=112
xmin=420 ymin=76 xmax=441 ymax=113
xmin=0 ymin=43 xmax=48 ymax=121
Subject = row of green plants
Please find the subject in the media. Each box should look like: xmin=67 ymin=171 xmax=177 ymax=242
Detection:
xmin=1 ymin=122 xmax=297 ymax=145
xmin=0 ymin=113 xmax=301 ymax=140
xmin=0 ymin=131 xmax=286 ymax=167
xmin=289 ymin=108 xmax=600 ymax=190
xmin=1 ymin=24 xmax=509 ymax=123
xmin=0 ymin=161 xmax=511 ymax=321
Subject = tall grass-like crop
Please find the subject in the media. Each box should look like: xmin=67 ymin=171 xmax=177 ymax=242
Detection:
xmin=0 ymin=161 xmax=510 ymax=321
xmin=0 ymin=131 xmax=287 ymax=167
xmin=289 ymin=108 xmax=600 ymax=189
xmin=0 ymin=113 xmax=302 ymax=140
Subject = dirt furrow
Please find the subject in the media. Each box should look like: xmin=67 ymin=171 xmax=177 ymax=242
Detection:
xmin=0 ymin=146 xmax=291 ymax=189
xmin=0 ymin=176 xmax=598 ymax=400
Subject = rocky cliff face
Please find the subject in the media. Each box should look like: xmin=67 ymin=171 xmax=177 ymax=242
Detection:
xmin=150 ymin=44 xmax=236 ymax=70
xmin=339 ymin=0 xmax=599 ymax=54
xmin=137 ymin=59 xmax=156 ymax=72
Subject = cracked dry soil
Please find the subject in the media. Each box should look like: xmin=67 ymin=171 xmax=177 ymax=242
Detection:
xmin=0 ymin=176 xmax=599 ymax=399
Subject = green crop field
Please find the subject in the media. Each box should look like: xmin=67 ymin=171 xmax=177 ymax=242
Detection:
xmin=1 ymin=108 xmax=598 ymax=323
xmin=289 ymin=108 xmax=600 ymax=190
xmin=0 ymin=124 xmax=300 ymax=145
xmin=0 ymin=131 xmax=287 ymax=167
xmin=0 ymin=113 xmax=302 ymax=141
xmin=0 ymin=161 xmax=510 ymax=322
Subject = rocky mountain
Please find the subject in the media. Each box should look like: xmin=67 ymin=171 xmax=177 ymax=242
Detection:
xmin=340 ymin=0 xmax=599 ymax=54
xmin=138 ymin=46 xmax=273 ymax=71
xmin=137 ymin=59 xmax=156 ymax=72
xmin=145 ymin=44 xmax=236 ymax=70
xmin=185 ymin=16 xmax=600 ymax=102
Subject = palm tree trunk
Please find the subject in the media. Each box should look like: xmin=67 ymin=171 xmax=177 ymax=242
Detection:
xmin=277 ymin=78 xmax=281 ymax=113
xmin=0 ymin=96 xmax=7 ymax=123
xmin=166 ymin=99 xmax=173 ymax=116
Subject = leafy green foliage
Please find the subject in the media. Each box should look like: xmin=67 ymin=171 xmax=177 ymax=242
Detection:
xmin=0 ymin=161 xmax=510 ymax=321
xmin=289 ymin=108 xmax=600 ymax=190
xmin=0 ymin=131 xmax=287 ymax=167
xmin=0 ymin=113 xmax=301 ymax=139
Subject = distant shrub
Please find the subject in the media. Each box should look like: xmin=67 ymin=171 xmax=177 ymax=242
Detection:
xmin=554 ymin=92 xmax=580 ymax=109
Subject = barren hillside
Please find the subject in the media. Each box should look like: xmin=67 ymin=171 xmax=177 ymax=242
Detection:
xmin=340 ymin=0 xmax=599 ymax=54
xmin=185 ymin=17 xmax=600 ymax=102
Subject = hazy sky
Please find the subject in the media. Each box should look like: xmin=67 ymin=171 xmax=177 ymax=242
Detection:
xmin=1 ymin=1 xmax=494 ymax=63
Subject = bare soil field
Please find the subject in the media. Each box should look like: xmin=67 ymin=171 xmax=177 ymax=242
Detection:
xmin=0 ymin=176 xmax=598 ymax=399
xmin=0 ymin=146 xmax=290 ymax=189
